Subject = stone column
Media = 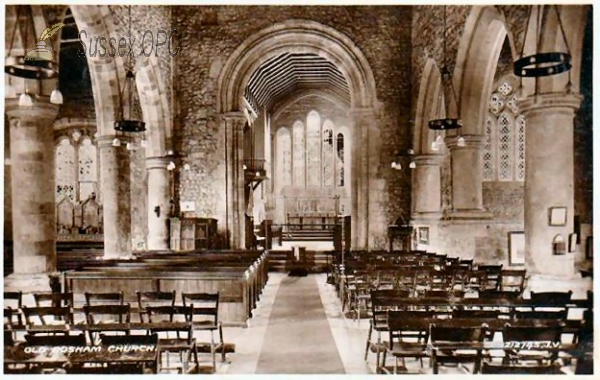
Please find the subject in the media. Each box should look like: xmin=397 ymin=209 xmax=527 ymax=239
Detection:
xmin=97 ymin=135 xmax=132 ymax=258
xmin=5 ymin=100 xmax=58 ymax=292
xmin=146 ymin=156 xmax=170 ymax=250
xmin=412 ymin=154 xmax=444 ymax=219
xmin=519 ymin=93 xmax=582 ymax=277
xmin=445 ymin=134 xmax=492 ymax=219
xmin=223 ymin=113 xmax=247 ymax=249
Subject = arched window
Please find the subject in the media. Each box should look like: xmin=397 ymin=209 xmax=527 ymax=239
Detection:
xmin=336 ymin=132 xmax=345 ymax=187
xmin=306 ymin=111 xmax=321 ymax=187
xmin=276 ymin=127 xmax=292 ymax=190
xmin=55 ymin=133 xmax=99 ymax=202
xmin=322 ymin=120 xmax=334 ymax=188
xmin=55 ymin=138 xmax=76 ymax=202
xmin=482 ymin=78 xmax=526 ymax=181
xmin=292 ymin=121 xmax=305 ymax=187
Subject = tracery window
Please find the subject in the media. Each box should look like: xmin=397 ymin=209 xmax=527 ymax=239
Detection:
xmin=482 ymin=78 xmax=526 ymax=181
xmin=55 ymin=133 xmax=99 ymax=202
xmin=278 ymin=111 xmax=348 ymax=190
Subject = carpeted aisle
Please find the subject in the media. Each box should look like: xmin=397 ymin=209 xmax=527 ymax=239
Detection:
xmin=255 ymin=275 xmax=345 ymax=374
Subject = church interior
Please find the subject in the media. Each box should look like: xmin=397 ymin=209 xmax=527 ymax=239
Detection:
xmin=2 ymin=3 xmax=595 ymax=375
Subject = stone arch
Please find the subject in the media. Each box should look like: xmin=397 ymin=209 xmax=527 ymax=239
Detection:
xmin=69 ymin=5 xmax=167 ymax=155
xmin=217 ymin=19 xmax=377 ymax=113
xmin=271 ymin=88 xmax=350 ymax=121
xmin=453 ymin=6 xmax=509 ymax=135
xmin=414 ymin=58 xmax=445 ymax=154
xmin=218 ymin=19 xmax=378 ymax=249
xmin=523 ymin=5 xmax=589 ymax=95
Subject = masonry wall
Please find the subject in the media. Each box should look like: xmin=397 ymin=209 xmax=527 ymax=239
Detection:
xmin=173 ymin=6 xmax=413 ymax=242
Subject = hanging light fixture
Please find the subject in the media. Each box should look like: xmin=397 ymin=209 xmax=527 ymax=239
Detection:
xmin=5 ymin=6 xmax=61 ymax=81
xmin=391 ymin=149 xmax=415 ymax=171
xmin=428 ymin=6 xmax=464 ymax=151
xmin=113 ymin=5 xmax=145 ymax=147
xmin=514 ymin=5 xmax=572 ymax=80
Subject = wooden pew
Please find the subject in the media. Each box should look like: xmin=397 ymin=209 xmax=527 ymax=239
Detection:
xmin=63 ymin=251 xmax=268 ymax=327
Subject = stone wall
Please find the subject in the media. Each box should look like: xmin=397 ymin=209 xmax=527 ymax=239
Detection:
xmin=173 ymin=5 xmax=413 ymax=241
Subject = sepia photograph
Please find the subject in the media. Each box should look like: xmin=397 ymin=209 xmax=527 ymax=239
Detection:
xmin=2 ymin=0 xmax=595 ymax=375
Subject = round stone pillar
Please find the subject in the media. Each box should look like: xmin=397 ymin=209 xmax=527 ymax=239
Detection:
xmin=445 ymin=134 xmax=491 ymax=219
xmin=519 ymin=93 xmax=582 ymax=277
xmin=5 ymin=100 xmax=58 ymax=290
xmin=97 ymin=135 xmax=132 ymax=258
xmin=146 ymin=156 xmax=170 ymax=250
xmin=412 ymin=154 xmax=444 ymax=218
xmin=223 ymin=113 xmax=247 ymax=249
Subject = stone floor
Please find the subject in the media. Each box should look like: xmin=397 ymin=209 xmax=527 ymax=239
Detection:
xmin=215 ymin=273 xmax=583 ymax=375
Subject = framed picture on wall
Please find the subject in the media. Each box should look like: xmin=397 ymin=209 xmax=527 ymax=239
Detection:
xmin=508 ymin=231 xmax=525 ymax=266
xmin=548 ymin=207 xmax=568 ymax=226
xmin=418 ymin=226 xmax=429 ymax=245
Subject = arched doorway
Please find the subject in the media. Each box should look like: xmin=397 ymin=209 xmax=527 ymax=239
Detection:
xmin=218 ymin=20 xmax=378 ymax=249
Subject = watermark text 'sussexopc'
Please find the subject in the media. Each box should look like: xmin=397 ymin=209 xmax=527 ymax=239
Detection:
xmin=77 ymin=29 xmax=180 ymax=58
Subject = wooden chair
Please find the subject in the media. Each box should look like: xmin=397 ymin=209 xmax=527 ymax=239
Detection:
xmin=4 ymin=291 xmax=23 ymax=328
xmin=83 ymin=304 xmax=131 ymax=344
xmin=136 ymin=291 xmax=177 ymax=322
xmin=477 ymin=265 xmax=503 ymax=291
xmin=481 ymin=361 xmax=564 ymax=374
xmin=379 ymin=310 xmax=433 ymax=374
xmin=21 ymin=333 xmax=87 ymax=374
xmin=182 ymin=292 xmax=226 ymax=368
xmin=21 ymin=306 xmax=74 ymax=331
xmin=33 ymin=292 xmax=74 ymax=308
xmin=429 ymin=321 xmax=488 ymax=374
xmin=146 ymin=305 xmax=200 ymax=374
xmin=498 ymin=269 xmax=527 ymax=295
xmin=84 ymin=292 xmax=124 ymax=306
xmin=366 ymin=289 xmax=410 ymax=361
xmin=502 ymin=321 xmax=564 ymax=364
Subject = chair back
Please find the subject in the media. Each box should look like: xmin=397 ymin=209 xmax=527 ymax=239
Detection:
xmin=502 ymin=321 xmax=563 ymax=343
xmin=136 ymin=291 xmax=177 ymax=322
xmin=387 ymin=310 xmax=433 ymax=350
xmin=452 ymin=309 xmax=501 ymax=320
xmin=84 ymin=304 xmax=131 ymax=324
xmin=513 ymin=310 xmax=567 ymax=320
xmin=430 ymin=321 xmax=487 ymax=343
xmin=182 ymin=293 xmax=219 ymax=326
xmin=479 ymin=289 xmax=521 ymax=300
xmin=33 ymin=292 xmax=74 ymax=308
xmin=4 ymin=291 xmax=23 ymax=309
xmin=21 ymin=306 xmax=74 ymax=326
xmin=530 ymin=291 xmax=573 ymax=306
xmin=499 ymin=269 xmax=527 ymax=294
xmin=84 ymin=291 xmax=124 ymax=306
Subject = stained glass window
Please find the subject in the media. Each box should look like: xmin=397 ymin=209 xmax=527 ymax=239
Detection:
xmin=306 ymin=111 xmax=321 ymax=187
xmin=55 ymin=138 xmax=76 ymax=202
xmin=55 ymin=134 xmax=99 ymax=203
xmin=78 ymin=137 xmax=97 ymax=201
xmin=482 ymin=78 xmax=526 ymax=182
xmin=322 ymin=120 xmax=334 ymax=188
xmin=292 ymin=121 xmax=305 ymax=187
xmin=336 ymin=132 xmax=345 ymax=187
xmin=515 ymin=115 xmax=526 ymax=181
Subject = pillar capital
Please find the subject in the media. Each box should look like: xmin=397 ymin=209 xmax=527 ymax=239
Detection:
xmin=146 ymin=156 xmax=171 ymax=170
xmin=96 ymin=134 xmax=134 ymax=148
xmin=222 ymin=111 xmax=247 ymax=125
xmin=445 ymin=134 xmax=485 ymax=150
xmin=518 ymin=92 xmax=583 ymax=116
xmin=413 ymin=154 xmax=444 ymax=166
xmin=5 ymin=99 xmax=58 ymax=123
